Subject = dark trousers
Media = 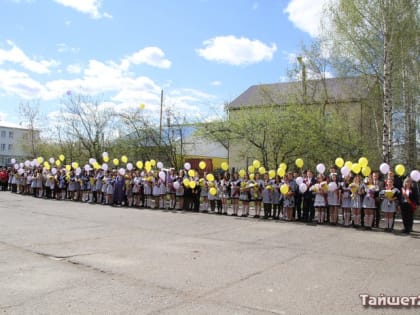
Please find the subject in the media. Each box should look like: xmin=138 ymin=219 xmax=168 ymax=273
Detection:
xmin=302 ymin=199 xmax=314 ymax=222
xmin=193 ymin=195 xmax=200 ymax=212
xmin=295 ymin=195 xmax=302 ymax=219
xmin=401 ymin=204 xmax=413 ymax=232
xmin=263 ymin=203 xmax=272 ymax=218
xmin=272 ymin=204 xmax=279 ymax=219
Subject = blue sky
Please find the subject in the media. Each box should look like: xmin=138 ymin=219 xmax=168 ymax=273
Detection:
xmin=0 ymin=0 xmax=327 ymax=126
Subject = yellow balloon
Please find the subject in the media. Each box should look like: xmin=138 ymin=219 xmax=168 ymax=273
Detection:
xmin=248 ymin=165 xmax=255 ymax=173
xmin=103 ymin=156 xmax=109 ymax=163
xmin=71 ymin=162 xmax=79 ymax=169
xmin=268 ymin=170 xmax=275 ymax=179
xmin=121 ymin=155 xmax=128 ymax=163
xmin=139 ymin=103 xmax=145 ymax=110
xmin=183 ymin=178 xmax=190 ymax=186
xmin=189 ymin=181 xmax=196 ymax=189
xmin=249 ymin=174 xmax=255 ymax=180
xmin=279 ymin=163 xmax=287 ymax=170
xmin=221 ymin=162 xmax=229 ymax=171
xmin=335 ymin=157 xmax=344 ymax=168
xmin=361 ymin=166 xmax=371 ymax=177
xmin=150 ymin=159 xmax=156 ymax=167
xmin=199 ymin=161 xmax=206 ymax=170
xmin=209 ymin=187 xmax=217 ymax=196
xmin=395 ymin=164 xmax=405 ymax=176
xmin=258 ymin=166 xmax=266 ymax=174
xmin=253 ymin=160 xmax=261 ymax=169
xmin=344 ymin=161 xmax=353 ymax=169
xmin=37 ymin=156 xmax=44 ymax=164
xmin=145 ymin=161 xmax=151 ymax=169
xmin=93 ymin=162 xmax=100 ymax=170
xmin=352 ymin=163 xmax=361 ymax=174
xmin=188 ymin=169 xmax=195 ymax=177
xmin=113 ymin=158 xmax=119 ymax=166
xmin=280 ymin=184 xmax=289 ymax=195
xmin=55 ymin=160 xmax=61 ymax=167
xmin=239 ymin=169 xmax=246 ymax=178
xmin=358 ymin=157 xmax=368 ymax=168
xmin=277 ymin=168 xmax=285 ymax=177
xmin=295 ymin=159 xmax=304 ymax=168
xmin=136 ymin=161 xmax=143 ymax=169
xmin=206 ymin=173 xmax=214 ymax=182
xmin=65 ymin=165 xmax=71 ymax=172
xmin=59 ymin=154 xmax=65 ymax=162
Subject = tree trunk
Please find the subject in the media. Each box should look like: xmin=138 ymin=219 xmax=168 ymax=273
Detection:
xmin=382 ymin=12 xmax=393 ymax=164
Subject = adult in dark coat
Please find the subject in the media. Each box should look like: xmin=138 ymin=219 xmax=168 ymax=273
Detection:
xmin=302 ymin=170 xmax=316 ymax=222
xmin=400 ymin=177 xmax=419 ymax=234
xmin=113 ymin=174 xmax=126 ymax=206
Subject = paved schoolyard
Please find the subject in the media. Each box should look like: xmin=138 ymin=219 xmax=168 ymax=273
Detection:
xmin=0 ymin=192 xmax=419 ymax=314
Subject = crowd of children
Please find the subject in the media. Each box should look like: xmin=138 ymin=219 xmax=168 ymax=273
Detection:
xmin=2 ymin=162 xmax=419 ymax=234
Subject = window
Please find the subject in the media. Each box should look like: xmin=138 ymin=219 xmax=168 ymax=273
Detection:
xmin=9 ymin=131 xmax=14 ymax=139
xmin=8 ymin=144 xmax=13 ymax=151
xmin=0 ymin=144 xmax=5 ymax=151
xmin=1 ymin=131 xmax=5 ymax=138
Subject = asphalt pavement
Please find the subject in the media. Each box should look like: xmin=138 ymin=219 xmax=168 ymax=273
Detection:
xmin=1 ymin=192 xmax=419 ymax=314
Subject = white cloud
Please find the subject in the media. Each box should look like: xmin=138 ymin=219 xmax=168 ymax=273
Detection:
xmin=284 ymin=0 xmax=332 ymax=37
xmin=196 ymin=35 xmax=277 ymax=66
xmin=211 ymin=80 xmax=221 ymax=86
xmin=66 ymin=64 xmax=82 ymax=74
xmin=56 ymin=43 xmax=80 ymax=54
xmin=0 ymin=40 xmax=58 ymax=74
xmin=122 ymin=47 xmax=172 ymax=69
xmin=0 ymin=69 xmax=46 ymax=98
xmin=53 ymin=0 xmax=112 ymax=19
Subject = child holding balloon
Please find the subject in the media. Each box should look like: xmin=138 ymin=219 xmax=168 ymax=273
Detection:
xmin=350 ymin=175 xmax=363 ymax=227
xmin=362 ymin=175 xmax=376 ymax=229
xmin=379 ymin=178 xmax=400 ymax=232
xmin=239 ymin=173 xmax=250 ymax=217
xmin=312 ymin=175 xmax=327 ymax=224
xmin=230 ymin=172 xmax=240 ymax=216
xmin=327 ymin=173 xmax=340 ymax=224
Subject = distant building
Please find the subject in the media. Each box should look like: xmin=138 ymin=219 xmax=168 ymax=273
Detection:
xmin=0 ymin=121 xmax=39 ymax=167
xmin=226 ymin=76 xmax=382 ymax=169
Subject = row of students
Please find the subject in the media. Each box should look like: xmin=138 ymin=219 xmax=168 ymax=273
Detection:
xmin=4 ymin=166 xmax=419 ymax=233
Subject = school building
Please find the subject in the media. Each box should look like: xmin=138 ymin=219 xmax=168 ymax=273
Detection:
xmin=0 ymin=121 xmax=39 ymax=167
xmin=225 ymin=76 xmax=382 ymax=170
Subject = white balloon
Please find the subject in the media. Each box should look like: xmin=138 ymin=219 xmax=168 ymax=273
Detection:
xmin=184 ymin=162 xmax=191 ymax=170
xmin=84 ymin=164 xmax=91 ymax=171
xmin=328 ymin=182 xmax=338 ymax=192
xmin=89 ymin=158 xmax=96 ymax=165
xmin=24 ymin=160 xmax=30 ymax=167
xmin=102 ymin=163 xmax=108 ymax=171
xmin=173 ymin=181 xmax=180 ymax=190
xmin=75 ymin=167 xmax=82 ymax=175
xmin=341 ymin=166 xmax=350 ymax=177
xmin=118 ymin=168 xmax=126 ymax=175
xmin=316 ymin=163 xmax=326 ymax=174
xmin=157 ymin=161 xmax=163 ymax=169
xmin=51 ymin=168 xmax=57 ymax=175
xmin=49 ymin=157 xmax=55 ymax=164
xmin=410 ymin=170 xmax=420 ymax=182
xmin=379 ymin=163 xmax=390 ymax=175
xmin=11 ymin=158 xmax=16 ymax=164
xmin=296 ymin=176 xmax=304 ymax=186
xmin=19 ymin=162 xmax=24 ymax=168
xmin=18 ymin=168 xmax=24 ymax=175
xmin=102 ymin=152 xmax=109 ymax=158
xmin=14 ymin=163 xmax=19 ymax=170
xmin=299 ymin=183 xmax=307 ymax=193
xmin=159 ymin=171 xmax=166 ymax=181
xmin=126 ymin=163 xmax=133 ymax=171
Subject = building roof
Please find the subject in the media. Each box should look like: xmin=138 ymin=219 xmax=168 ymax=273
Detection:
xmin=0 ymin=121 xmax=29 ymax=130
xmin=227 ymin=76 xmax=373 ymax=109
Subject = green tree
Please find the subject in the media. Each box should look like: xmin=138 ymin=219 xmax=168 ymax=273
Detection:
xmin=324 ymin=0 xmax=419 ymax=164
